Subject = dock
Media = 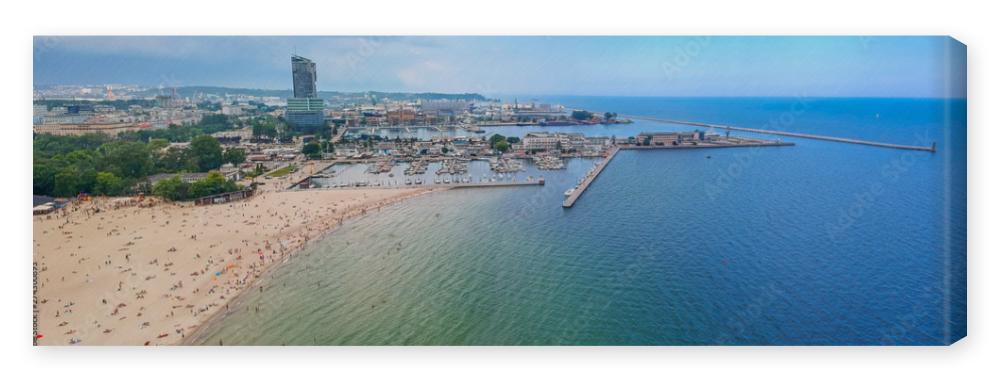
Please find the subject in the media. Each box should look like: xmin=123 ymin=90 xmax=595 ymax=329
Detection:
xmin=619 ymin=141 xmax=794 ymax=150
xmin=628 ymin=116 xmax=936 ymax=152
xmin=563 ymin=147 xmax=619 ymax=208
xmin=289 ymin=179 xmax=545 ymax=192
xmin=448 ymin=180 xmax=544 ymax=189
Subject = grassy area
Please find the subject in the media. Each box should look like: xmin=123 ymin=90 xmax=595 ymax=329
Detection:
xmin=265 ymin=164 xmax=297 ymax=177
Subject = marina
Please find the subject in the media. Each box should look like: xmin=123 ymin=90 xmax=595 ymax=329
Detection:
xmin=290 ymin=177 xmax=545 ymax=191
xmin=298 ymin=157 xmax=565 ymax=191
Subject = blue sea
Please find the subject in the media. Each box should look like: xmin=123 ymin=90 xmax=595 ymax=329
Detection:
xmin=194 ymin=97 xmax=966 ymax=345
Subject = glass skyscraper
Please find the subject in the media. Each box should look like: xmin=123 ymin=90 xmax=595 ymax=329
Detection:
xmin=287 ymin=55 xmax=324 ymax=127
xmin=291 ymin=55 xmax=317 ymax=98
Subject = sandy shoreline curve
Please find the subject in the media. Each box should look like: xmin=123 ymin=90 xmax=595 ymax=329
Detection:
xmin=33 ymin=177 xmax=438 ymax=346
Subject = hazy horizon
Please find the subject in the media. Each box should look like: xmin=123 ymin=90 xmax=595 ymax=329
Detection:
xmin=34 ymin=36 xmax=967 ymax=98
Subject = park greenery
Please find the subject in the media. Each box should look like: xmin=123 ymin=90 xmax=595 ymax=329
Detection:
xmin=34 ymin=127 xmax=247 ymax=197
xmin=488 ymin=134 xmax=512 ymax=153
xmin=301 ymin=141 xmax=322 ymax=159
xmin=151 ymin=172 xmax=241 ymax=201
xmin=265 ymin=164 xmax=297 ymax=178
xmin=251 ymin=115 xmax=280 ymax=141
xmin=34 ymin=99 xmax=160 ymax=110
xmin=118 ymin=114 xmax=240 ymax=143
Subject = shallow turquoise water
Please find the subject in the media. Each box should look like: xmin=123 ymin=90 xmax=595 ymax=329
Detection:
xmin=195 ymin=97 xmax=966 ymax=345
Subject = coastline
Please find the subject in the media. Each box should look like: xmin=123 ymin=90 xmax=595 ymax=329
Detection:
xmin=33 ymin=179 xmax=439 ymax=346
xmin=178 ymin=187 xmax=439 ymax=345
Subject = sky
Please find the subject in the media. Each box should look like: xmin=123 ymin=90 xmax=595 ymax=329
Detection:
xmin=33 ymin=36 xmax=966 ymax=98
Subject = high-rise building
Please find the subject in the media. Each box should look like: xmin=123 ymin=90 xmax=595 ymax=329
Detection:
xmin=286 ymin=98 xmax=326 ymax=126
xmin=287 ymin=55 xmax=325 ymax=127
xmin=291 ymin=55 xmax=318 ymax=98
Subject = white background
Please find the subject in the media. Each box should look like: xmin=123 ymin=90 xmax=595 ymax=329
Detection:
xmin=2 ymin=0 xmax=995 ymax=381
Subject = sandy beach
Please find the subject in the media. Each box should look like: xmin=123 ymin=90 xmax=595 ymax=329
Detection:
xmin=32 ymin=173 xmax=434 ymax=346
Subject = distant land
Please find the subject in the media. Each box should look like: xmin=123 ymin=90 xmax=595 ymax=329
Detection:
xmin=34 ymin=85 xmax=490 ymax=102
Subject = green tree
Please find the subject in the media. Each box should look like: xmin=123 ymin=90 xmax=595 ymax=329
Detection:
xmin=488 ymin=134 xmax=507 ymax=147
xmin=53 ymin=168 xmax=82 ymax=197
xmin=188 ymin=172 xmax=239 ymax=198
xmin=302 ymin=142 xmax=322 ymax=159
xmin=147 ymin=138 xmax=170 ymax=152
xmin=99 ymin=141 xmax=152 ymax=179
xmin=94 ymin=172 xmax=126 ymax=196
xmin=189 ymin=135 xmax=224 ymax=172
xmin=252 ymin=116 xmax=279 ymax=140
xmin=152 ymin=176 xmax=188 ymax=201
xmin=62 ymin=149 xmax=99 ymax=172
xmin=223 ymin=148 xmax=247 ymax=166
xmin=155 ymin=147 xmax=196 ymax=173
xmin=33 ymin=161 xmax=57 ymax=196
xmin=494 ymin=140 xmax=510 ymax=153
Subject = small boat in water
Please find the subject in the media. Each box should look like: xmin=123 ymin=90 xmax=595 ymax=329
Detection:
xmin=564 ymin=188 xmax=575 ymax=197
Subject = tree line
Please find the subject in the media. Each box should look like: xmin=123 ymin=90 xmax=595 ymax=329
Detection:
xmin=151 ymin=172 xmax=242 ymax=201
xmin=118 ymin=114 xmax=239 ymax=142
xmin=34 ymin=131 xmax=245 ymax=198
xmin=488 ymin=134 xmax=519 ymax=153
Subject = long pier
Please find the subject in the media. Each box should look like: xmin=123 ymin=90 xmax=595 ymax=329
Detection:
xmin=563 ymin=147 xmax=619 ymax=208
xmin=628 ymin=116 xmax=936 ymax=152
xmin=620 ymin=141 xmax=794 ymax=150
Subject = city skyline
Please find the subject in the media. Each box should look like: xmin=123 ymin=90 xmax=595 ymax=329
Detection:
xmin=34 ymin=36 xmax=966 ymax=98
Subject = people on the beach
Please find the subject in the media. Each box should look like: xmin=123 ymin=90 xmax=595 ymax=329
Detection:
xmin=34 ymin=181 xmax=430 ymax=345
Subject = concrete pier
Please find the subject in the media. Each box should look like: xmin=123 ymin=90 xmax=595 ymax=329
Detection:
xmin=619 ymin=141 xmax=794 ymax=151
xmin=563 ymin=147 xmax=619 ymax=208
xmin=629 ymin=116 xmax=936 ymax=152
